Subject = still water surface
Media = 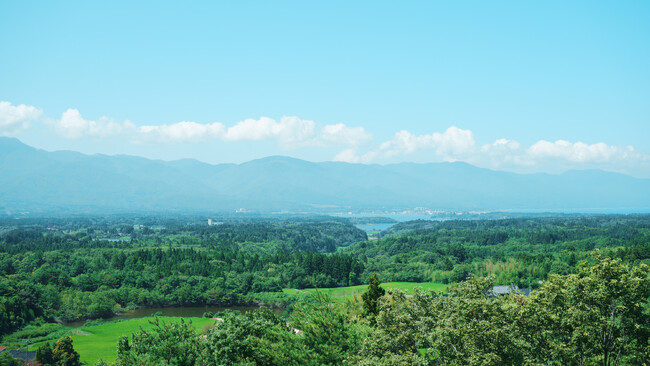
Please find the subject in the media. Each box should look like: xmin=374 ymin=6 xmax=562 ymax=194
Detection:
xmin=355 ymin=223 xmax=394 ymax=231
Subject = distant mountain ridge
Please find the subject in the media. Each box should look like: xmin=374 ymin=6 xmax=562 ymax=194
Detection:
xmin=1 ymin=137 xmax=649 ymax=214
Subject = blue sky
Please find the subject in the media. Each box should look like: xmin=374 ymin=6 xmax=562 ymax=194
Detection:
xmin=1 ymin=1 xmax=649 ymax=177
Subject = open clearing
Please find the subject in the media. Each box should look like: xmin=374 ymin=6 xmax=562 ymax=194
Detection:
xmin=283 ymin=282 xmax=447 ymax=300
xmin=31 ymin=317 xmax=214 ymax=365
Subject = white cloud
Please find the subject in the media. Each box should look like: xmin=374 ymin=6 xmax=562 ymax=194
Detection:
xmin=318 ymin=123 xmax=373 ymax=146
xmin=224 ymin=116 xmax=316 ymax=144
xmin=139 ymin=121 xmax=225 ymax=142
xmin=333 ymin=148 xmax=361 ymax=163
xmin=54 ymin=109 xmax=135 ymax=139
xmin=379 ymin=126 xmax=476 ymax=161
xmin=528 ymin=140 xmax=633 ymax=163
xmin=333 ymin=148 xmax=377 ymax=164
xmin=485 ymin=138 xmax=521 ymax=150
xmin=478 ymin=138 xmax=527 ymax=167
xmin=432 ymin=126 xmax=476 ymax=158
xmin=335 ymin=127 xmax=649 ymax=177
xmin=137 ymin=116 xmax=316 ymax=145
xmin=0 ymin=101 xmax=42 ymax=136
xmin=57 ymin=113 xmax=369 ymax=149
xmin=47 ymin=111 xmax=369 ymax=149
xmin=520 ymin=139 xmax=650 ymax=175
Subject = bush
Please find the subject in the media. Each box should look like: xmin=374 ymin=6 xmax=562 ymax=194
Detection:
xmin=2 ymin=323 xmax=68 ymax=347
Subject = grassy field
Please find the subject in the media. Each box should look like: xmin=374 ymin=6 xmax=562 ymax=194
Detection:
xmin=283 ymin=281 xmax=447 ymax=301
xmin=22 ymin=283 xmax=445 ymax=364
xmin=31 ymin=317 xmax=214 ymax=365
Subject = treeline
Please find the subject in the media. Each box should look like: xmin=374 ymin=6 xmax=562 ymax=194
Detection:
xmin=189 ymin=221 xmax=367 ymax=252
xmin=0 ymin=219 xmax=366 ymax=253
xmin=380 ymin=214 xmax=650 ymax=238
xmin=345 ymin=215 xmax=650 ymax=286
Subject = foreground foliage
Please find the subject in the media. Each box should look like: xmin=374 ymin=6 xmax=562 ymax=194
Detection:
xmin=35 ymin=336 xmax=82 ymax=366
xmin=115 ymin=298 xmax=369 ymax=366
xmin=359 ymin=255 xmax=650 ymax=366
xmin=100 ymin=256 xmax=649 ymax=366
xmin=2 ymin=214 xmax=650 ymax=365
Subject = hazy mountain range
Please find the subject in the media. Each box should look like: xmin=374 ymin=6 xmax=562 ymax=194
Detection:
xmin=1 ymin=137 xmax=649 ymax=215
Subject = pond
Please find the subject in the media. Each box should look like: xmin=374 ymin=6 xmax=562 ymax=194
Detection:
xmin=63 ymin=305 xmax=269 ymax=328
xmin=355 ymin=223 xmax=395 ymax=232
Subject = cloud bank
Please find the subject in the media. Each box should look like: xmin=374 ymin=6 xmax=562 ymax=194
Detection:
xmin=332 ymin=126 xmax=649 ymax=177
xmin=1 ymin=101 xmax=648 ymax=177
xmin=44 ymin=107 xmax=369 ymax=148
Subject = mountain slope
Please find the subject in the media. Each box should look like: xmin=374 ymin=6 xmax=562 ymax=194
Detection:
xmin=1 ymin=138 xmax=649 ymax=214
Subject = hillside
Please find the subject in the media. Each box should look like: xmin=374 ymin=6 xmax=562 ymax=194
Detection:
xmin=1 ymin=137 xmax=649 ymax=214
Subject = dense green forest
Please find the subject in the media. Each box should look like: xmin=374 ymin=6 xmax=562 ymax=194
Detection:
xmin=1 ymin=214 xmax=650 ymax=365
xmin=344 ymin=216 xmax=650 ymax=286
xmin=0 ymin=217 xmax=366 ymax=335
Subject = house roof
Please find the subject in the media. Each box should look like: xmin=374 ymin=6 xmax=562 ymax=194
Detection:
xmin=9 ymin=350 xmax=36 ymax=361
xmin=488 ymin=285 xmax=532 ymax=296
xmin=0 ymin=346 xmax=7 ymax=352
xmin=491 ymin=285 xmax=514 ymax=295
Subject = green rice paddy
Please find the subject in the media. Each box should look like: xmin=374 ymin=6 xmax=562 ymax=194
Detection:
xmin=283 ymin=281 xmax=447 ymax=300
xmin=30 ymin=317 xmax=214 ymax=365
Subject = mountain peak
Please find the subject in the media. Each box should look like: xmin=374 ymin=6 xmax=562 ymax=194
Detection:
xmin=243 ymin=155 xmax=313 ymax=165
xmin=0 ymin=136 xmax=35 ymax=154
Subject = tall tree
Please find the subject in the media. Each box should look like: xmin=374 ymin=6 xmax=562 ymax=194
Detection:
xmin=52 ymin=336 xmax=81 ymax=366
xmin=362 ymin=273 xmax=386 ymax=320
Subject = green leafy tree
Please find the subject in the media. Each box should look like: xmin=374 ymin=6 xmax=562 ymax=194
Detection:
xmin=422 ymin=276 xmax=527 ymax=365
xmin=522 ymin=254 xmax=650 ymax=365
xmin=290 ymin=292 xmax=368 ymax=365
xmin=352 ymin=288 xmax=429 ymax=365
xmin=52 ymin=336 xmax=81 ymax=366
xmin=36 ymin=342 xmax=55 ymax=366
xmin=116 ymin=318 xmax=203 ymax=366
xmin=204 ymin=308 xmax=305 ymax=365
xmin=362 ymin=273 xmax=385 ymax=320
xmin=0 ymin=351 xmax=22 ymax=366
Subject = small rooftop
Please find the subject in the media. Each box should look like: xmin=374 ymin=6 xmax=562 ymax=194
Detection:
xmin=9 ymin=350 xmax=36 ymax=362
xmin=488 ymin=285 xmax=532 ymax=296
